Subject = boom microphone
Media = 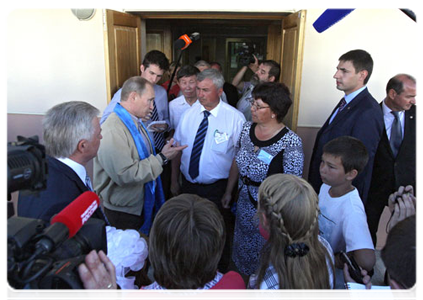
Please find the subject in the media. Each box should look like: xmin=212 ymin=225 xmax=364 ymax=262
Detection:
xmin=174 ymin=32 xmax=200 ymax=50
xmin=313 ymin=9 xmax=354 ymax=33
xmin=34 ymin=191 xmax=99 ymax=255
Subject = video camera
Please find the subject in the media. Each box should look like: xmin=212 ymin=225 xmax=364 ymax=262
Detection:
xmin=237 ymin=43 xmax=260 ymax=66
xmin=7 ymin=135 xmax=48 ymax=199
xmin=7 ymin=136 xmax=107 ymax=289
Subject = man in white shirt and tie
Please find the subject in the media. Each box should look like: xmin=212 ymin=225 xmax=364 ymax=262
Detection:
xmin=365 ymin=74 xmax=416 ymax=246
xmin=171 ymin=68 xmax=246 ymax=272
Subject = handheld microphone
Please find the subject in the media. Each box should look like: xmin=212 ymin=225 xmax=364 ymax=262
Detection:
xmin=174 ymin=32 xmax=200 ymax=50
xmin=34 ymin=191 xmax=100 ymax=255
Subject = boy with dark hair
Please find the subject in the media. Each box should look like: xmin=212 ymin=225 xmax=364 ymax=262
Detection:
xmin=126 ymin=194 xmax=247 ymax=300
xmin=317 ymin=136 xmax=375 ymax=288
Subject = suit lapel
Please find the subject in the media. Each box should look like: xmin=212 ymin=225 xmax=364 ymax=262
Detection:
xmin=50 ymin=157 xmax=88 ymax=193
xmin=322 ymin=88 xmax=369 ymax=133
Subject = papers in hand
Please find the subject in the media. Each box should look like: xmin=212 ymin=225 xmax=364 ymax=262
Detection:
xmin=345 ymin=282 xmax=394 ymax=300
xmin=147 ymin=121 xmax=167 ymax=132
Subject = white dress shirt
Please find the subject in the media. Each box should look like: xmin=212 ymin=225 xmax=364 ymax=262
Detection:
xmin=174 ymin=100 xmax=246 ymax=184
xmin=57 ymin=157 xmax=88 ymax=186
xmin=169 ymin=95 xmax=198 ymax=130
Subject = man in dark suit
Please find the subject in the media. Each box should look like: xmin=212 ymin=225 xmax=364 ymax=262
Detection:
xmin=18 ymin=101 xmax=106 ymax=224
xmin=365 ymin=74 xmax=416 ymax=245
xmin=308 ymin=49 xmax=384 ymax=203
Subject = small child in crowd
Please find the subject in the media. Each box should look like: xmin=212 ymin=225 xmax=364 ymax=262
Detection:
xmin=126 ymin=194 xmax=247 ymax=300
xmin=318 ymin=136 xmax=375 ymax=288
xmin=249 ymin=174 xmax=335 ymax=289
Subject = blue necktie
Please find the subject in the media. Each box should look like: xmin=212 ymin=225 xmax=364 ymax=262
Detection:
xmin=390 ymin=111 xmax=402 ymax=157
xmin=85 ymin=174 xmax=110 ymax=225
xmin=189 ymin=111 xmax=211 ymax=180
xmin=151 ymin=101 xmax=165 ymax=151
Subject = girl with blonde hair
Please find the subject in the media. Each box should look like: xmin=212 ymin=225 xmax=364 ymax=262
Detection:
xmin=250 ymin=174 xmax=335 ymax=289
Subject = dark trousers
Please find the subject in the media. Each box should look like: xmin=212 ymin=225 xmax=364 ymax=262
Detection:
xmin=181 ymin=175 xmax=234 ymax=273
xmin=104 ymin=207 xmax=144 ymax=231
xmin=365 ymin=199 xmax=389 ymax=246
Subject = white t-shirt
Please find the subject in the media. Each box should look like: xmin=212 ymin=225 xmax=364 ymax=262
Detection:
xmin=318 ymin=183 xmax=374 ymax=254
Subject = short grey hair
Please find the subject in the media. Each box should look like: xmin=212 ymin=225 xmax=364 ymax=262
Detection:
xmin=197 ymin=68 xmax=224 ymax=90
xmin=42 ymin=101 xmax=99 ymax=158
xmin=120 ymin=76 xmax=153 ymax=102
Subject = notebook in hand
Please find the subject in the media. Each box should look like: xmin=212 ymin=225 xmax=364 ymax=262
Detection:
xmin=345 ymin=282 xmax=394 ymax=300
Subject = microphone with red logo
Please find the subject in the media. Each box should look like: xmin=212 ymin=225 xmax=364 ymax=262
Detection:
xmin=174 ymin=32 xmax=200 ymax=50
xmin=34 ymin=191 xmax=99 ymax=255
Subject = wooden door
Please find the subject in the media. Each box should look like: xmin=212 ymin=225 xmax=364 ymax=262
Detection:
xmin=280 ymin=10 xmax=306 ymax=132
xmin=104 ymin=10 xmax=142 ymax=102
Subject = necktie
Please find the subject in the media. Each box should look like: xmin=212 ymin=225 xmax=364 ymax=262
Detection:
xmin=189 ymin=111 xmax=211 ymax=180
xmin=86 ymin=174 xmax=110 ymax=225
xmin=85 ymin=175 xmax=93 ymax=191
xmin=390 ymin=111 xmax=402 ymax=157
xmin=338 ymin=97 xmax=347 ymax=111
xmin=151 ymin=101 xmax=165 ymax=151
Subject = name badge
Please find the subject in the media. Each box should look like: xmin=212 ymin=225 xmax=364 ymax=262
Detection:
xmin=214 ymin=130 xmax=228 ymax=144
xmin=257 ymin=149 xmax=274 ymax=164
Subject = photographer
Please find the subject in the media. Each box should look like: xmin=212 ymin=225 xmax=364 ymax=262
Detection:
xmin=232 ymin=55 xmax=280 ymax=121
xmin=78 ymin=250 xmax=118 ymax=300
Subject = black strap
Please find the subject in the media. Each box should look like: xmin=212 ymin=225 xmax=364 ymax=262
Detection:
xmin=242 ymin=148 xmax=286 ymax=209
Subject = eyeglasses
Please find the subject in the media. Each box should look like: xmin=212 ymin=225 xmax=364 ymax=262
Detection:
xmin=250 ymin=99 xmax=270 ymax=110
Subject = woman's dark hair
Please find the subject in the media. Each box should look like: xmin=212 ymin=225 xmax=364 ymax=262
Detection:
xmin=252 ymin=82 xmax=292 ymax=123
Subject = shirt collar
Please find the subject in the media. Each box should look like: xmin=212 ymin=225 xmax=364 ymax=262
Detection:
xmin=200 ymin=99 xmax=222 ymax=118
xmin=382 ymin=98 xmax=405 ymax=117
xmin=344 ymin=86 xmax=367 ymax=104
xmin=56 ymin=157 xmax=87 ymax=184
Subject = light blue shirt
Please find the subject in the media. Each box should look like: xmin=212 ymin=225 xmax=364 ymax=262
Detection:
xmin=329 ymin=86 xmax=367 ymax=124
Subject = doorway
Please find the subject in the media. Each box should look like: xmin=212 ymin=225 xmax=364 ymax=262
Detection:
xmin=104 ymin=10 xmax=306 ymax=131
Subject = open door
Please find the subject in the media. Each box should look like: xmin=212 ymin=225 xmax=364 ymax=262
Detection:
xmin=280 ymin=10 xmax=306 ymax=132
xmin=103 ymin=10 xmax=142 ymax=102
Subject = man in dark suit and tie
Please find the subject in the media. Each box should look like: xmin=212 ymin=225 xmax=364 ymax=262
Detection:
xmin=18 ymin=101 xmax=107 ymax=224
xmin=365 ymin=74 xmax=416 ymax=245
xmin=308 ymin=49 xmax=384 ymax=203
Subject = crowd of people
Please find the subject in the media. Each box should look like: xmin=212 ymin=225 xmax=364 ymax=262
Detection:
xmin=17 ymin=48 xmax=416 ymax=291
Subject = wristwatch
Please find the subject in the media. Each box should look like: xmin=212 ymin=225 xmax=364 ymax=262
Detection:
xmin=158 ymin=152 xmax=169 ymax=165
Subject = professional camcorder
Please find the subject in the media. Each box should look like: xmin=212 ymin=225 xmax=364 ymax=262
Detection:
xmin=7 ymin=136 xmax=107 ymax=289
xmin=237 ymin=43 xmax=260 ymax=66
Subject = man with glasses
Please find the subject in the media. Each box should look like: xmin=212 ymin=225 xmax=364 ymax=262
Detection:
xmin=232 ymin=56 xmax=280 ymax=121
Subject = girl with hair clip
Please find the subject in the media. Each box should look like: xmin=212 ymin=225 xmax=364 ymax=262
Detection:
xmin=249 ymin=174 xmax=335 ymax=289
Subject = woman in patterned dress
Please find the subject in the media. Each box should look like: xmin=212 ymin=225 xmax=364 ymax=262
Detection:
xmin=222 ymin=82 xmax=304 ymax=276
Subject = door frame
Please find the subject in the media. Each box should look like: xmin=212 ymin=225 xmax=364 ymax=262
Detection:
xmin=105 ymin=10 xmax=306 ymax=131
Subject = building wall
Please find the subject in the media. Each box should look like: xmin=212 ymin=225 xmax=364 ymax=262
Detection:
xmin=6 ymin=8 xmax=419 ymax=178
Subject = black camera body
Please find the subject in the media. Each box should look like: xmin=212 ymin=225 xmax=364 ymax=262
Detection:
xmin=7 ymin=136 xmax=48 ymax=197
xmin=7 ymin=135 xmax=107 ymax=289
xmin=237 ymin=43 xmax=259 ymax=66
xmin=8 ymin=216 xmax=107 ymax=289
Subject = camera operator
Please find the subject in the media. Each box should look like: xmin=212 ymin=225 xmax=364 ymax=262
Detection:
xmin=232 ymin=55 xmax=281 ymax=121
xmin=18 ymin=101 xmax=108 ymax=224
xmin=78 ymin=250 xmax=118 ymax=300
